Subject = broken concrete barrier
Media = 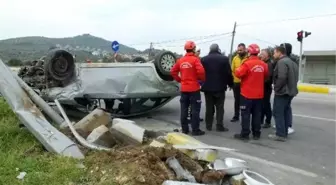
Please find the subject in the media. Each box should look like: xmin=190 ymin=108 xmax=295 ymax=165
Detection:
xmin=73 ymin=108 xmax=111 ymax=133
xmin=109 ymin=118 xmax=145 ymax=145
xmin=86 ymin=125 xmax=116 ymax=148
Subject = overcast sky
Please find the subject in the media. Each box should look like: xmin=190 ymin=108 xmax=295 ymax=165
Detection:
xmin=1 ymin=0 xmax=335 ymax=55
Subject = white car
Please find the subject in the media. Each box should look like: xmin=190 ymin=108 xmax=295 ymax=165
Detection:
xmin=18 ymin=49 xmax=179 ymax=117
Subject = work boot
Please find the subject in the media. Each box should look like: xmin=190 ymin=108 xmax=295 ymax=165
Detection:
xmin=262 ymin=122 xmax=271 ymax=128
xmin=268 ymin=134 xmax=286 ymax=142
xmin=252 ymin=135 xmax=260 ymax=140
xmin=233 ymin=134 xmax=249 ymax=141
xmin=206 ymin=125 xmax=212 ymax=131
xmin=230 ymin=116 xmax=239 ymax=122
xmin=216 ymin=125 xmax=229 ymax=132
xmin=192 ymin=129 xmax=205 ymax=136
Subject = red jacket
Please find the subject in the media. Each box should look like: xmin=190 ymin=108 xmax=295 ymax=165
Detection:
xmin=235 ymin=56 xmax=268 ymax=99
xmin=171 ymin=53 xmax=205 ymax=92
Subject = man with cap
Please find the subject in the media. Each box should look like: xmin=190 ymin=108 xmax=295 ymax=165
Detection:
xmin=234 ymin=44 xmax=268 ymax=140
xmin=201 ymin=44 xmax=233 ymax=132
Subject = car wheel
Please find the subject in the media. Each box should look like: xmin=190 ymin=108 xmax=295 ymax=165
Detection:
xmin=131 ymin=56 xmax=147 ymax=63
xmin=44 ymin=49 xmax=75 ymax=86
xmin=154 ymin=51 xmax=177 ymax=81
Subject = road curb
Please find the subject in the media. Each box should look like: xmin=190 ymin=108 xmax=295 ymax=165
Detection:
xmin=297 ymin=84 xmax=333 ymax=94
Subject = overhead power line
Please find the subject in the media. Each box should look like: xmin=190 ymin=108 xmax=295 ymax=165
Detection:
xmin=154 ymin=34 xmax=232 ymax=48
xmin=238 ymin=13 xmax=336 ymax=26
xmin=127 ymin=32 xmax=232 ymax=46
xmin=237 ymin=33 xmax=277 ymax=46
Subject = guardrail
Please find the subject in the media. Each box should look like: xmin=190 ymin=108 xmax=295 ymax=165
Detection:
xmin=9 ymin=67 xmax=335 ymax=94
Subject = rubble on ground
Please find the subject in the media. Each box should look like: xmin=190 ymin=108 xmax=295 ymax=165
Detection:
xmin=60 ymin=109 xmax=274 ymax=185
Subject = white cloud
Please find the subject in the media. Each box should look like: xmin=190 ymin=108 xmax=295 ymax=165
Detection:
xmin=0 ymin=0 xmax=335 ymax=55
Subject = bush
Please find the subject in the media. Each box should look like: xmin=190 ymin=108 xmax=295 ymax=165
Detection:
xmin=7 ymin=58 xmax=22 ymax=66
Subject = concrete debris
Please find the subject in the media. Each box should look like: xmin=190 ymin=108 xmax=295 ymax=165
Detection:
xmin=166 ymin=157 xmax=196 ymax=182
xmin=110 ymin=118 xmax=145 ymax=145
xmin=16 ymin=172 xmax=27 ymax=180
xmin=86 ymin=125 xmax=116 ymax=148
xmin=149 ymin=140 xmax=166 ymax=147
xmin=73 ymin=108 xmax=111 ymax=133
xmin=162 ymin=180 xmax=207 ymax=185
xmin=230 ymin=174 xmax=246 ymax=185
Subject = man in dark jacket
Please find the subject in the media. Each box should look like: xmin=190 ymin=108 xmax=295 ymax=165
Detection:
xmin=279 ymin=43 xmax=299 ymax=135
xmin=259 ymin=48 xmax=274 ymax=128
xmin=269 ymin=46 xmax=299 ymax=142
xmin=201 ymin=44 xmax=233 ymax=132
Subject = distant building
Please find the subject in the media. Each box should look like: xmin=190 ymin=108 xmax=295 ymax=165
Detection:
xmin=302 ymin=50 xmax=336 ymax=85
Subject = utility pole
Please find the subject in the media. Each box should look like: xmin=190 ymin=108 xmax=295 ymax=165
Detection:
xmin=148 ymin=42 xmax=153 ymax=59
xmin=229 ymin=22 xmax=237 ymax=65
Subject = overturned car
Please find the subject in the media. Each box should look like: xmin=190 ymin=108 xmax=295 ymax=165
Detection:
xmin=17 ymin=50 xmax=180 ymax=117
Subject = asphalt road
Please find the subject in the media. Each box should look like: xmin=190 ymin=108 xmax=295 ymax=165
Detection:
xmin=135 ymin=92 xmax=336 ymax=185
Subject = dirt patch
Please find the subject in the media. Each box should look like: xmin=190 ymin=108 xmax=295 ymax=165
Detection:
xmin=84 ymin=145 xmax=209 ymax=185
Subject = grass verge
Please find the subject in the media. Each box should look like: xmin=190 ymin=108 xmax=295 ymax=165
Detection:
xmin=0 ymin=98 xmax=117 ymax=185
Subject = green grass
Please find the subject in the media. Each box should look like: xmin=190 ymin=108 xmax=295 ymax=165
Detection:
xmin=0 ymin=98 xmax=120 ymax=185
xmin=0 ymin=98 xmax=86 ymax=185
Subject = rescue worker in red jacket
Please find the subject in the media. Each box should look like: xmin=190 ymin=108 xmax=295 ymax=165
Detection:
xmin=171 ymin=41 xmax=206 ymax=136
xmin=233 ymin=44 xmax=269 ymax=140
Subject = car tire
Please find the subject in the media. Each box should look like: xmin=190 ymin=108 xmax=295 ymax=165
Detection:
xmin=131 ymin=56 xmax=147 ymax=63
xmin=154 ymin=51 xmax=177 ymax=81
xmin=44 ymin=49 xmax=75 ymax=86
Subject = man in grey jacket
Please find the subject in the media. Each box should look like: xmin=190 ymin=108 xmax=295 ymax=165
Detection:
xmin=269 ymin=46 xmax=299 ymax=141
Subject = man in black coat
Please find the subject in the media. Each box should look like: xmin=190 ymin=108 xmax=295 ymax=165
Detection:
xmin=201 ymin=44 xmax=233 ymax=132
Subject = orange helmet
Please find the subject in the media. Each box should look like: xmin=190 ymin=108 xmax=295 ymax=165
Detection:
xmin=247 ymin=44 xmax=260 ymax=55
xmin=184 ymin=41 xmax=196 ymax=50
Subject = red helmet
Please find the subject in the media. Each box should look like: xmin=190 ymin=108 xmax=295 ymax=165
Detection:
xmin=247 ymin=44 xmax=260 ymax=55
xmin=184 ymin=41 xmax=196 ymax=50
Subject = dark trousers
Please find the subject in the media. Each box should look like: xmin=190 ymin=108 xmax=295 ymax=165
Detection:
xmin=180 ymin=91 xmax=201 ymax=132
xmin=204 ymin=91 xmax=225 ymax=128
xmin=273 ymin=95 xmax=294 ymax=137
xmin=233 ymin=83 xmax=241 ymax=118
xmin=262 ymin=88 xmax=272 ymax=124
xmin=240 ymin=95 xmax=263 ymax=137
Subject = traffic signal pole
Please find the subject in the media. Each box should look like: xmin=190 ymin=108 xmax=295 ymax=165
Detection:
xmin=299 ymin=40 xmax=303 ymax=82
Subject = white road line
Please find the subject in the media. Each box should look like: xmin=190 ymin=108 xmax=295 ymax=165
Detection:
xmin=293 ymin=114 xmax=336 ymax=122
xmin=226 ymin=151 xmax=318 ymax=178
xmin=295 ymin=97 xmax=336 ymax=102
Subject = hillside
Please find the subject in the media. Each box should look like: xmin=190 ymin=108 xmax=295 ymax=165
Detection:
xmin=0 ymin=34 xmax=140 ymax=62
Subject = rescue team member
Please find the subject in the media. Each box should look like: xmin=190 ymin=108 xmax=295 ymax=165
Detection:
xmin=233 ymin=44 xmax=268 ymax=140
xmin=201 ymin=43 xmax=233 ymax=132
xmin=230 ymin=43 xmax=248 ymax=122
xmin=171 ymin=41 xmax=206 ymax=136
xmin=259 ymin=49 xmax=274 ymax=128
xmin=187 ymin=48 xmax=204 ymax=122
xmin=269 ymin=46 xmax=298 ymax=142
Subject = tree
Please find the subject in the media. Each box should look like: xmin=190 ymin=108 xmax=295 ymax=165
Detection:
xmin=7 ymin=58 xmax=22 ymax=66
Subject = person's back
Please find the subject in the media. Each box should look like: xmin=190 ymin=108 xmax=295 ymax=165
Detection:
xmin=170 ymin=41 xmax=206 ymax=136
xmin=236 ymin=55 xmax=268 ymax=99
xmin=201 ymin=51 xmax=233 ymax=92
xmin=172 ymin=53 xmax=205 ymax=92
xmin=274 ymin=56 xmax=299 ymax=97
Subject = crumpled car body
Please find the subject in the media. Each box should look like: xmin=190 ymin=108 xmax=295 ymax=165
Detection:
xmin=18 ymin=50 xmax=180 ymax=117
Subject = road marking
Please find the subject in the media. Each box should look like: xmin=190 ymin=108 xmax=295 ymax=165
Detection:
xmin=295 ymin=97 xmax=335 ymax=102
xmin=293 ymin=114 xmax=336 ymax=122
xmin=226 ymin=151 xmax=318 ymax=178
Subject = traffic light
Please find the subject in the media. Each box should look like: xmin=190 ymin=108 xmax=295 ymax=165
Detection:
xmin=304 ymin=31 xmax=312 ymax=38
xmin=297 ymin=31 xmax=303 ymax=42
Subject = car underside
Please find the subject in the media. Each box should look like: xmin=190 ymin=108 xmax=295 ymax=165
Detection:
xmin=17 ymin=49 xmax=180 ymax=117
